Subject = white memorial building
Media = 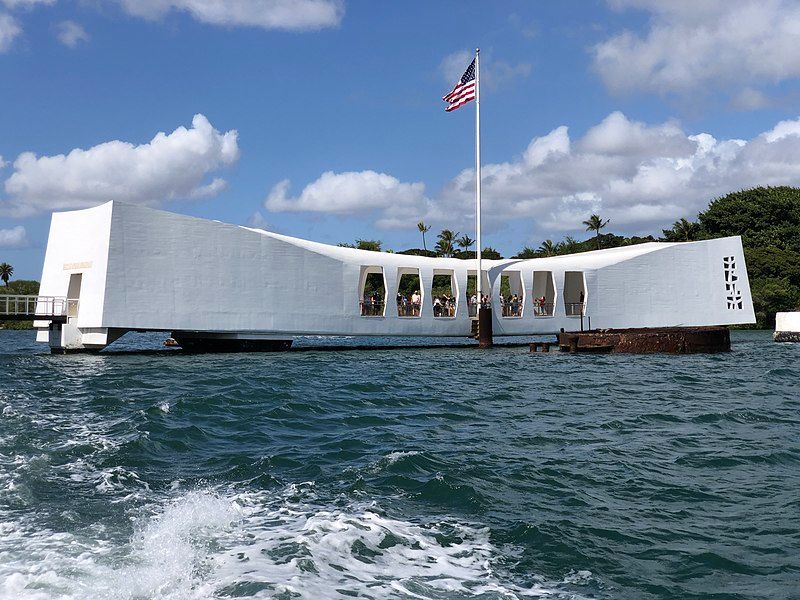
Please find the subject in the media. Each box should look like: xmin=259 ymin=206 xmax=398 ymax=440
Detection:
xmin=34 ymin=202 xmax=756 ymax=351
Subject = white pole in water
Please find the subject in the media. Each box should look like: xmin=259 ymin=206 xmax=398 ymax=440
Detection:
xmin=475 ymin=48 xmax=482 ymax=305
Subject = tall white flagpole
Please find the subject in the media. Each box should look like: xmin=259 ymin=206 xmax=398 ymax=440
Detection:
xmin=475 ymin=48 xmax=482 ymax=306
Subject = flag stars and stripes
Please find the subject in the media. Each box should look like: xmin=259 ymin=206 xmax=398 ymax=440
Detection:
xmin=442 ymin=59 xmax=476 ymax=112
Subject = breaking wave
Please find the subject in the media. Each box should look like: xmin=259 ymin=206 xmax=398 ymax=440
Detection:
xmin=0 ymin=483 xmax=583 ymax=599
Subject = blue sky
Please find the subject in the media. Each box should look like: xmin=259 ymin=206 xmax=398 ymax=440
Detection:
xmin=3 ymin=0 xmax=800 ymax=278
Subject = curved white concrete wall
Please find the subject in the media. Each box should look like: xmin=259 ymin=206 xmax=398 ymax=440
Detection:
xmin=36 ymin=202 xmax=756 ymax=344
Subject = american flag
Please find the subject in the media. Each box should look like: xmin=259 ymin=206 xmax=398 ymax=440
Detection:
xmin=442 ymin=59 xmax=476 ymax=112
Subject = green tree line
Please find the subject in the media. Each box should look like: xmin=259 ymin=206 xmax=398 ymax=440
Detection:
xmin=0 ymin=276 xmax=40 ymax=330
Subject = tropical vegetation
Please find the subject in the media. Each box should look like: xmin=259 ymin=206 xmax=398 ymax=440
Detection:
xmin=0 ymin=263 xmax=13 ymax=286
xmin=416 ymin=221 xmax=431 ymax=251
xmin=0 ymin=273 xmax=39 ymax=330
xmin=434 ymin=229 xmax=458 ymax=257
xmin=583 ymin=214 xmax=610 ymax=250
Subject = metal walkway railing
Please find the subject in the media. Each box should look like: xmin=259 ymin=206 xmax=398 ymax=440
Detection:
xmin=0 ymin=295 xmax=76 ymax=322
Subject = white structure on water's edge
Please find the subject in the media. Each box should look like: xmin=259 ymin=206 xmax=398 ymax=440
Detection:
xmin=774 ymin=312 xmax=800 ymax=342
xmin=35 ymin=202 xmax=756 ymax=351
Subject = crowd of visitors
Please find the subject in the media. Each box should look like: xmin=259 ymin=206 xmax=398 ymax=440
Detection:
xmin=394 ymin=291 xmax=457 ymax=317
xmin=396 ymin=290 xmax=422 ymax=317
xmin=467 ymin=294 xmax=491 ymax=316
xmin=432 ymin=294 xmax=456 ymax=317
xmin=500 ymin=294 xmax=523 ymax=317
xmin=363 ymin=289 xmax=580 ymax=318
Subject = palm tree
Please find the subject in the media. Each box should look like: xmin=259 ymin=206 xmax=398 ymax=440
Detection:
xmin=435 ymin=229 xmax=459 ymax=257
xmin=0 ymin=263 xmax=12 ymax=287
xmin=456 ymin=234 xmax=475 ymax=251
xmin=417 ymin=221 xmax=431 ymax=251
xmin=583 ymin=214 xmax=610 ymax=250
xmin=669 ymin=217 xmax=700 ymax=242
xmin=514 ymin=246 xmax=538 ymax=259
xmin=538 ymin=240 xmax=556 ymax=257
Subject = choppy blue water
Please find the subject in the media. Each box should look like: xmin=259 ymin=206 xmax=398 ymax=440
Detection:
xmin=0 ymin=330 xmax=798 ymax=599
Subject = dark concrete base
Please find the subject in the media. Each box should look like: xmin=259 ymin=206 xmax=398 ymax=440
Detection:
xmin=49 ymin=347 xmax=103 ymax=355
xmin=558 ymin=326 xmax=731 ymax=354
xmin=774 ymin=331 xmax=800 ymax=342
xmin=171 ymin=335 xmax=293 ymax=353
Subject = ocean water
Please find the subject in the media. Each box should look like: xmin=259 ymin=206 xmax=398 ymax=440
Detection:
xmin=0 ymin=329 xmax=798 ymax=600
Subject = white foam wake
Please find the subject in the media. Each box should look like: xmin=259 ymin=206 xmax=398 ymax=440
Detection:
xmin=0 ymin=484 xmax=590 ymax=599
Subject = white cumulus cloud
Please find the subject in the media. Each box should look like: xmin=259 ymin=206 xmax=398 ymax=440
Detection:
xmin=0 ymin=225 xmax=27 ymax=248
xmin=594 ymin=0 xmax=800 ymax=100
xmin=115 ymin=0 xmax=344 ymax=31
xmin=1 ymin=114 xmax=239 ymax=216
xmin=0 ymin=12 xmax=20 ymax=52
xmin=55 ymin=20 xmax=88 ymax=47
xmin=265 ymin=171 xmax=430 ymax=229
xmin=265 ymin=111 xmax=800 ymax=237
xmin=441 ymin=49 xmax=531 ymax=92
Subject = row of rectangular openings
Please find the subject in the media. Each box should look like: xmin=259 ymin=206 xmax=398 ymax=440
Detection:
xmin=394 ymin=271 xmax=456 ymax=318
xmin=361 ymin=267 xmax=585 ymax=318
xmin=531 ymin=271 xmax=585 ymax=317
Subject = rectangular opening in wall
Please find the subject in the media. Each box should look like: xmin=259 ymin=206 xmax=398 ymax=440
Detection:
xmin=563 ymin=271 xmax=586 ymax=317
xmin=359 ymin=266 xmax=386 ymax=317
xmin=500 ymin=271 xmax=523 ymax=318
xmin=532 ymin=271 xmax=555 ymax=317
xmin=432 ymin=269 xmax=457 ymax=318
xmin=66 ymin=273 xmax=82 ymax=319
xmin=467 ymin=270 xmax=491 ymax=317
xmin=396 ymin=268 xmax=422 ymax=317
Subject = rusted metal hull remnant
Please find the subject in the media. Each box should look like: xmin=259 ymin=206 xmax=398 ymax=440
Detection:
xmin=529 ymin=341 xmax=557 ymax=353
xmin=558 ymin=326 xmax=731 ymax=354
xmin=478 ymin=307 xmax=494 ymax=348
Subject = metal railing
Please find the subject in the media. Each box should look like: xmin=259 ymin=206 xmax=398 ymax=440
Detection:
xmin=0 ymin=295 xmax=76 ymax=318
xmin=397 ymin=302 xmax=421 ymax=317
xmin=532 ymin=301 xmax=555 ymax=317
xmin=500 ymin=300 xmax=523 ymax=318
xmin=360 ymin=300 xmax=385 ymax=317
xmin=565 ymin=302 xmax=586 ymax=317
